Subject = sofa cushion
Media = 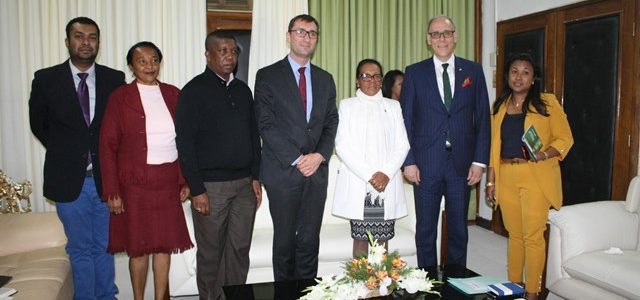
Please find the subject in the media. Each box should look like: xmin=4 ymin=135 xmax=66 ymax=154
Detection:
xmin=548 ymin=201 xmax=639 ymax=260
xmin=625 ymin=176 xmax=640 ymax=213
xmin=0 ymin=213 xmax=67 ymax=257
xmin=563 ymin=250 xmax=640 ymax=299
xmin=248 ymin=223 xmax=417 ymax=270
xmin=0 ymin=246 xmax=72 ymax=300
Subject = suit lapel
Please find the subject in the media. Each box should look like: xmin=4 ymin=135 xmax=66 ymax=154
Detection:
xmin=279 ymin=57 xmax=307 ymax=123
xmin=452 ymin=57 xmax=469 ymax=110
xmin=122 ymin=82 xmax=145 ymax=115
xmin=159 ymin=82 xmax=178 ymax=120
xmin=309 ymin=65 xmax=324 ymax=124
xmin=59 ymin=61 xmax=88 ymax=127
xmin=93 ymin=64 xmax=108 ymax=129
xmin=422 ymin=58 xmax=448 ymax=113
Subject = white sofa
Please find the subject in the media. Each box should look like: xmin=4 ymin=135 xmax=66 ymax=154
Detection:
xmin=0 ymin=212 xmax=73 ymax=300
xmin=169 ymin=155 xmax=420 ymax=296
xmin=546 ymin=176 xmax=640 ymax=300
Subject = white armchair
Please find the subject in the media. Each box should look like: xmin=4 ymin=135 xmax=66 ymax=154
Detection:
xmin=546 ymin=176 xmax=640 ymax=300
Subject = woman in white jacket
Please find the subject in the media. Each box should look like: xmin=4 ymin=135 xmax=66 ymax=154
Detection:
xmin=333 ymin=59 xmax=411 ymax=258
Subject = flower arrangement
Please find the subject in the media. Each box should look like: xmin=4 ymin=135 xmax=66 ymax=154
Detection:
xmin=300 ymin=232 xmax=440 ymax=300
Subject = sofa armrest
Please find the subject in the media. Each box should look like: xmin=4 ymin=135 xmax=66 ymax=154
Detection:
xmin=548 ymin=201 xmax=639 ymax=262
xmin=395 ymin=182 xmax=416 ymax=230
xmin=169 ymin=201 xmax=198 ymax=296
xmin=0 ymin=212 xmax=67 ymax=257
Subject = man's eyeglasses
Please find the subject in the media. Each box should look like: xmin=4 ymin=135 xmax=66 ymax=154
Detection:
xmin=289 ymin=28 xmax=319 ymax=39
xmin=428 ymin=30 xmax=455 ymax=40
xmin=358 ymin=73 xmax=383 ymax=82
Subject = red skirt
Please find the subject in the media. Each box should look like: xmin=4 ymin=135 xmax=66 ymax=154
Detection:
xmin=107 ymin=161 xmax=193 ymax=257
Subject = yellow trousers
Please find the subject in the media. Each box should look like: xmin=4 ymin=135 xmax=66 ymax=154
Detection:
xmin=498 ymin=162 xmax=550 ymax=293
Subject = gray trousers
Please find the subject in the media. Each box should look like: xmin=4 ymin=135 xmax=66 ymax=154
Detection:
xmin=193 ymin=177 xmax=257 ymax=300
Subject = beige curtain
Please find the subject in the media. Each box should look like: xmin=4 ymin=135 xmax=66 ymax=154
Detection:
xmin=310 ymin=0 xmax=475 ymax=101
xmin=247 ymin=0 xmax=308 ymax=90
xmin=0 ymin=0 xmax=207 ymax=212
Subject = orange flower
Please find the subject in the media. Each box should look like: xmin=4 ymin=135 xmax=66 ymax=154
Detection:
xmin=392 ymin=258 xmax=406 ymax=269
xmin=375 ymin=270 xmax=388 ymax=280
xmin=390 ymin=270 xmax=400 ymax=280
xmin=462 ymin=76 xmax=472 ymax=87
xmin=366 ymin=264 xmax=373 ymax=273
xmin=366 ymin=276 xmax=379 ymax=288
xmin=350 ymin=259 xmax=359 ymax=268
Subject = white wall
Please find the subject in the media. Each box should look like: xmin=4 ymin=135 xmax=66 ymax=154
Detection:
xmin=477 ymin=0 xmax=587 ymax=221
xmin=496 ymin=0 xmax=585 ymax=21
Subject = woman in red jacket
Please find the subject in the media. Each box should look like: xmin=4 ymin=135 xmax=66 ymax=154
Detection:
xmin=100 ymin=41 xmax=192 ymax=300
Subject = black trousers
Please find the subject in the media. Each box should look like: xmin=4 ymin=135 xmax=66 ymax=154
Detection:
xmin=265 ymin=166 xmax=328 ymax=281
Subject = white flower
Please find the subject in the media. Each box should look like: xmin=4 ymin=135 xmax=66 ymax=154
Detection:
xmin=332 ymin=281 xmax=368 ymax=300
xmin=398 ymin=269 xmax=434 ymax=294
xmin=302 ymin=287 xmax=328 ymax=300
xmin=378 ymin=277 xmax=392 ymax=296
xmin=368 ymin=243 xmax=386 ymax=265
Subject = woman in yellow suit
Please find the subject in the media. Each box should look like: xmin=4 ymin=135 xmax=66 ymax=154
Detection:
xmin=486 ymin=53 xmax=573 ymax=300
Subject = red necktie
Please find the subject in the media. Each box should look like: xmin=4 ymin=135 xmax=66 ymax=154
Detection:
xmin=298 ymin=67 xmax=307 ymax=113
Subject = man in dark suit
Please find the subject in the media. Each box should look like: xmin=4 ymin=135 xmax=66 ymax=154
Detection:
xmin=29 ymin=17 xmax=125 ymax=300
xmin=254 ymin=14 xmax=338 ymax=281
xmin=400 ymin=15 xmax=491 ymax=270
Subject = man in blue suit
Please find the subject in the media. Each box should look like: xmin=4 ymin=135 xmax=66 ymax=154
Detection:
xmin=400 ymin=15 xmax=490 ymax=270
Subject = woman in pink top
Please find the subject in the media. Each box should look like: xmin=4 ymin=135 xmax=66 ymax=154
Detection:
xmin=100 ymin=41 xmax=193 ymax=300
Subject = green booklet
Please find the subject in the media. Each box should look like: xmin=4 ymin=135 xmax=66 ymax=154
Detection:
xmin=522 ymin=125 xmax=543 ymax=161
xmin=447 ymin=276 xmax=505 ymax=295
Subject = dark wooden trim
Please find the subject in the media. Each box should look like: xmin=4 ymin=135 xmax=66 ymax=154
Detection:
xmin=497 ymin=14 xmax=556 ymax=95
xmin=633 ymin=0 xmax=640 ymax=183
xmin=207 ymin=11 xmax=252 ymax=33
xmin=475 ymin=216 xmax=492 ymax=230
xmin=490 ymin=208 xmax=509 ymax=237
xmin=541 ymin=224 xmax=551 ymax=300
xmin=474 ymin=0 xmax=483 ymax=63
xmin=440 ymin=211 xmax=448 ymax=266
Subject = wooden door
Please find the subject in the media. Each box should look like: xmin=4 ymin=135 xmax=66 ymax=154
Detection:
xmin=554 ymin=0 xmax=637 ymax=203
xmin=496 ymin=0 xmax=637 ymax=208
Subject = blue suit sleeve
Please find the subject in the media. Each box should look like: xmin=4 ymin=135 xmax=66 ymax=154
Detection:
xmin=472 ymin=65 xmax=491 ymax=165
xmin=400 ymin=67 xmax=417 ymax=167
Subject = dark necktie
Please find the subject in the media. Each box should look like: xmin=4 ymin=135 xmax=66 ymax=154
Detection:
xmin=77 ymin=73 xmax=90 ymax=125
xmin=298 ymin=67 xmax=307 ymax=114
xmin=77 ymin=72 xmax=92 ymax=167
xmin=442 ymin=63 xmax=452 ymax=111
